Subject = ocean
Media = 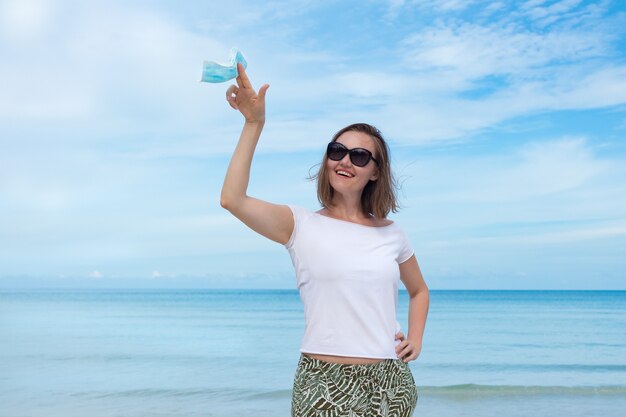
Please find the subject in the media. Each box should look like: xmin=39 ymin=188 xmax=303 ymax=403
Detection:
xmin=1 ymin=289 xmax=625 ymax=417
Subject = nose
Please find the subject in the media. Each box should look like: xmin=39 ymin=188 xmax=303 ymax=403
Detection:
xmin=338 ymin=152 xmax=352 ymax=167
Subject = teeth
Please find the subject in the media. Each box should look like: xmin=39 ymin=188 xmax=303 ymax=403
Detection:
xmin=337 ymin=170 xmax=353 ymax=177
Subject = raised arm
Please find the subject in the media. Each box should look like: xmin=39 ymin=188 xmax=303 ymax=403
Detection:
xmin=219 ymin=63 xmax=294 ymax=245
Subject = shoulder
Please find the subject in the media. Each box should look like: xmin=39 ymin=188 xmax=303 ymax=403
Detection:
xmin=376 ymin=218 xmax=394 ymax=227
xmin=287 ymin=204 xmax=311 ymax=213
xmin=368 ymin=213 xmax=394 ymax=227
xmin=287 ymin=204 xmax=315 ymax=224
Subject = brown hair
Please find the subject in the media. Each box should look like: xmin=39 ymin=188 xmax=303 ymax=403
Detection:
xmin=311 ymin=123 xmax=399 ymax=219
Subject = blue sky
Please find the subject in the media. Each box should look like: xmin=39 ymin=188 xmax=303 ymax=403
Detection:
xmin=1 ymin=0 xmax=625 ymax=289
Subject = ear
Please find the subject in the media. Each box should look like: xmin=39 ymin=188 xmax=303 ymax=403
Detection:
xmin=370 ymin=169 xmax=379 ymax=182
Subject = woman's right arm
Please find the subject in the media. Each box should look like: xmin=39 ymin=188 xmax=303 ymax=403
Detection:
xmin=219 ymin=63 xmax=294 ymax=245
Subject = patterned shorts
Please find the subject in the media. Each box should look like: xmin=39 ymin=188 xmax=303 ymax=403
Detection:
xmin=291 ymin=353 xmax=418 ymax=417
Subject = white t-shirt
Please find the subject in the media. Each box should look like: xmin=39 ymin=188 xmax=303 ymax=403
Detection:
xmin=284 ymin=205 xmax=415 ymax=359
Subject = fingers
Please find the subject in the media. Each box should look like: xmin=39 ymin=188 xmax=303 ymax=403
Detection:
xmin=226 ymin=84 xmax=239 ymax=110
xmin=395 ymin=331 xmax=405 ymax=340
xmin=404 ymin=349 xmax=420 ymax=363
xmin=258 ymin=83 xmax=270 ymax=101
xmin=396 ymin=339 xmax=416 ymax=361
xmin=396 ymin=341 xmax=421 ymax=363
xmin=396 ymin=342 xmax=409 ymax=356
xmin=236 ymin=63 xmax=252 ymax=89
xmin=397 ymin=344 xmax=414 ymax=362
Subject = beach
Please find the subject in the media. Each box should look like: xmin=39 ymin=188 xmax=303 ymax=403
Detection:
xmin=1 ymin=289 xmax=625 ymax=417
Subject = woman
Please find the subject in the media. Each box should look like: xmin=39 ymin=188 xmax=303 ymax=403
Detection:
xmin=220 ymin=63 xmax=429 ymax=417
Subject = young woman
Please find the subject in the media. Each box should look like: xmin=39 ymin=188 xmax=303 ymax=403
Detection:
xmin=220 ymin=63 xmax=429 ymax=417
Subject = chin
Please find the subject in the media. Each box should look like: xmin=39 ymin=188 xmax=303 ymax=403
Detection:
xmin=330 ymin=181 xmax=362 ymax=196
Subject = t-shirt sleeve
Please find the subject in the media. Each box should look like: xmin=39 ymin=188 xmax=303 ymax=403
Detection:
xmin=396 ymin=227 xmax=415 ymax=264
xmin=284 ymin=204 xmax=306 ymax=249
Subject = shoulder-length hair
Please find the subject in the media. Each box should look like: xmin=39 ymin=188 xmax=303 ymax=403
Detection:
xmin=311 ymin=123 xmax=399 ymax=219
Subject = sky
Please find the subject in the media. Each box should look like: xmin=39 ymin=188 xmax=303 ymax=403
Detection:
xmin=1 ymin=0 xmax=625 ymax=290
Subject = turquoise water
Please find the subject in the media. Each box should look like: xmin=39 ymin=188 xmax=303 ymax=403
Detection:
xmin=1 ymin=290 xmax=625 ymax=417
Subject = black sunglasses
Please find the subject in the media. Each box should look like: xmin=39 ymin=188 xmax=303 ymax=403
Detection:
xmin=326 ymin=142 xmax=378 ymax=167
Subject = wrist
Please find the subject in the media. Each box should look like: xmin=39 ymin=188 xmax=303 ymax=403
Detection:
xmin=408 ymin=336 xmax=422 ymax=346
xmin=244 ymin=118 xmax=265 ymax=125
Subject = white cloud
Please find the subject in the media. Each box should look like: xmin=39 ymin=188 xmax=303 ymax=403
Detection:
xmin=0 ymin=2 xmax=225 ymax=129
xmin=238 ymin=3 xmax=625 ymax=147
xmin=0 ymin=0 xmax=53 ymax=42
xmin=522 ymin=0 xmax=585 ymax=26
xmin=2 ymin=0 xmax=623 ymax=151
xmin=471 ymin=137 xmax=608 ymax=201
xmin=411 ymin=0 xmax=477 ymax=12
xmin=427 ymin=221 xmax=626 ymax=248
xmin=404 ymin=138 xmax=615 ymax=204
xmin=402 ymin=20 xmax=609 ymax=80
xmin=513 ymin=222 xmax=626 ymax=244
xmin=394 ymin=136 xmax=625 ymax=234
xmin=555 ymin=66 xmax=626 ymax=109
xmin=88 ymin=270 xmax=103 ymax=278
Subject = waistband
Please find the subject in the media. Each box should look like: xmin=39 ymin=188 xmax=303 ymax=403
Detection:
xmin=298 ymin=353 xmax=405 ymax=375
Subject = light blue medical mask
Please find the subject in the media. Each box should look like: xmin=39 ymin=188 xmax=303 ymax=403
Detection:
xmin=200 ymin=48 xmax=247 ymax=83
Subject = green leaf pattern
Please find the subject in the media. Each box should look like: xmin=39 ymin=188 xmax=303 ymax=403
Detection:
xmin=291 ymin=354 xmax=418 ymax=417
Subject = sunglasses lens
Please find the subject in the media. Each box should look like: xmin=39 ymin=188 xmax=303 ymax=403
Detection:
xmin=350 ymin=150 xmax=370 ymax=167
xmin=327 ymin=143 xmax=347 ymax=161
xmin=327 ymin=142 xmax=374 ymax=167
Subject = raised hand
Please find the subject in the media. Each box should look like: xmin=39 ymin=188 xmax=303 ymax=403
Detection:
xmin=226 ymin=63 xmax=269 ymax=124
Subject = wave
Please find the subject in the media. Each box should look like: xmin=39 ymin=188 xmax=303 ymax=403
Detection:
xmin=420 ymin=384 xmax=626 ymax=396
xmin=420 ymin=363 xmax=626 ymax=372
xmin=247 ymin=384 xmax=626 ymax=399
xmin=73 ymin=384 xmax=626 ymax=400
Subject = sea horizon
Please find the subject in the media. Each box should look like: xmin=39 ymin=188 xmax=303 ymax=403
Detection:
xmin=2 ymin=285 xmax=625 ymax=291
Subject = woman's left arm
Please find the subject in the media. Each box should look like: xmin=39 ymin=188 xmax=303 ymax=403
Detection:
xmin=396 ymin=255 xmax=429 ymax=363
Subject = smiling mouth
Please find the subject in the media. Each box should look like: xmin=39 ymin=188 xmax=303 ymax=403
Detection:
xmin=336 ymin=170 xmax=354 ymax=178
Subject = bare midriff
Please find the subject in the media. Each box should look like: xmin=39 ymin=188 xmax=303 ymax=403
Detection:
xmin=303 ymin=352 xmax=385 ymax=365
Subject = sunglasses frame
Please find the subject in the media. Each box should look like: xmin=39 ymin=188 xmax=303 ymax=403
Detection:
xmin=326 ymin=141 xmax=378 ymax=167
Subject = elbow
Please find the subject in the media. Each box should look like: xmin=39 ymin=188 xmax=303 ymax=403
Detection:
xmin=220 ymin=187 xmax=234 ymax=210
xmin=421 ymin=285 xmax=430 ymax=301
xmin=220 ymin=197 xmax=236 ymax=213
xmin=220 ymin=188 xmax=233 ymax=210
xmin=220 ymin=195 xmax=230 ymax=210
xmin=219 ymin=193 xmax=244 ymax=212
xmin=410 ymin=283 xmax=429 ymax=299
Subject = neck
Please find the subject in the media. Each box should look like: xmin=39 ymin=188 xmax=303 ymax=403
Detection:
xmin=328 ymin=194 xmax=368 ymax=220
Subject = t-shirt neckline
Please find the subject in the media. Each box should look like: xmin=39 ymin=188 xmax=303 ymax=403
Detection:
xmin=313 ymin=211 xmax=395 ymax=229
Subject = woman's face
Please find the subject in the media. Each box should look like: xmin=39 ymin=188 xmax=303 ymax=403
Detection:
xmin=326 ymin=131 xmax=379 ymax=198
